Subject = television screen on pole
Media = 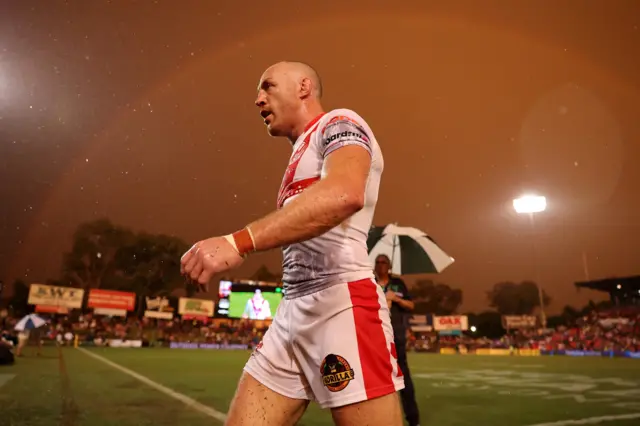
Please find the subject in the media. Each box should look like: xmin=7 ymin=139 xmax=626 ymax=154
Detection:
xmin=215 ymin=280 xmax=283 ymax=319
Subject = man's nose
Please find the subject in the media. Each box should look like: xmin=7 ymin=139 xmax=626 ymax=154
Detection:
xmin=255 ymin=93 xmax=266 ymax=107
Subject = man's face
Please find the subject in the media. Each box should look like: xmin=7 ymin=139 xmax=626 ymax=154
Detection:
xmin=255 ymin=63 xmax=301 ymax=137
xmin=374 ymin=256 xmax=390 ymax=277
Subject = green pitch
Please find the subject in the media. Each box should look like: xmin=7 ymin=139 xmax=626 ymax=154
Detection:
xmin=2 ymin=347 xmax=640 ymax=426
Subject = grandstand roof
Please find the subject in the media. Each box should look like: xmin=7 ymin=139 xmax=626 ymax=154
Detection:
xmin=575 ymin=275 xmax=640 ymax=292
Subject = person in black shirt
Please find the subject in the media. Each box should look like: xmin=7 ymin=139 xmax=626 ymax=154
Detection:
xmin=375 ymin=254 xmax=420 ymax=426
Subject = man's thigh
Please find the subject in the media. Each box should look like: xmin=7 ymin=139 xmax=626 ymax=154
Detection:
xmin=231 ymin=299 xmax=313 ymax=425
xmin=293 ymin=279 xmax=405 ymax=410
xmin=331 ymin=392 xmax=403 ymax=426
xmin=225 ymin=371 xmax=309 ymax=426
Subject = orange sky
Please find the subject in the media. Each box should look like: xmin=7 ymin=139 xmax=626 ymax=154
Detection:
xmin=1 ymin=1 xmax=639 ymax=313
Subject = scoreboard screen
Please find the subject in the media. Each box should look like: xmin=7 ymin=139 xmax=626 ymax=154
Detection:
xmin=216 ymin=280 xmax=283 ymax=319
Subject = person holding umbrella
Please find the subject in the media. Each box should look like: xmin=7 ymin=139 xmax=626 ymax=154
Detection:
xmin=375 ymin=254 xmax=420 ymax=426
xmin=14 ymin=314 xmax=46 ymax=357
xmin=368 ymin=224 xmax=455 ymax=426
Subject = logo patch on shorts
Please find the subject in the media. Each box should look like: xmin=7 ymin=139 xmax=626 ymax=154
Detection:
xmin=321 ymin=354 xmax=354 ymax=392
xmin=250 ymin=341 xmax=263 ymax=358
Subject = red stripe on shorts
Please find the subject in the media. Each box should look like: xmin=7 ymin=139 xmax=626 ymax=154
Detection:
xmin=390 ymin=342 xmax=403 ymax=377
xmin=348 ymin=279 xmax=395 ymax=400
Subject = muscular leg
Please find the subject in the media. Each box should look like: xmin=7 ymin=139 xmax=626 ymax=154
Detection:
xmin=225 ymin=371 xmax=309 ymax=426
xmin=330 ymin=392 xmax=403 ymax=426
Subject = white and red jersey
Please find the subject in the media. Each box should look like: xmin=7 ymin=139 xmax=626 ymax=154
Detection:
xmin=243 ymin=297 xmax=272 ymax=320
xmin=277 ymin=108 xmax=383 ymax=298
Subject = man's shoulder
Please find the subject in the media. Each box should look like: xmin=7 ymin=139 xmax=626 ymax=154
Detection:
xmin=390 ymin=275 xmax=407 ymax=288
xmin=317 ymin=108 xmax=374 ymax=148
xmin=325 ymin=108 xmax=365 ymax=119
xmin=320 ymin=108 xmax=369 ymax=128
xmin=390 ymin=275 xmax=406 ymax=283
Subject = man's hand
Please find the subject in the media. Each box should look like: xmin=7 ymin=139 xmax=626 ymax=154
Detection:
xmin=180 ymin=236 xmax=244 ymax=285
xmin=386 ymin=291 xmax=398 ymax=303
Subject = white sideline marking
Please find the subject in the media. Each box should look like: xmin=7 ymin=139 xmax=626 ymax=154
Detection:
xmin=0 ymin=374 xmax=16 ymax=389
xmin=525 ymin=413 xmax=640 ymax=425
xmin=78 ymin=348 xmax=227 ymax=422
xmin=479 ymin=363 xmax=545 ymax=368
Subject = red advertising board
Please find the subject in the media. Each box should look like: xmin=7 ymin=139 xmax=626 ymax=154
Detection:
xmin=88 ymin=289 xmax=136 ymax=311
xmin=433 ymin=315 xmax=469 ymax=331
xmin=35 ymin=305 xmax=69 ymax=314
xmin=181 ymin=315 xmax=211 ymax=323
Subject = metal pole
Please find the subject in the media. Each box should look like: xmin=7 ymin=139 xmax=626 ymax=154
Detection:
xmin=390 ymin=234 xmax=397 ymax=273
xmin=389 ymin=223 xmax=399 ymax=274
xmin=529 ymin=213 xmax=547 ymax=329
xmin=581 ymin=251 xmax=590 ymax=281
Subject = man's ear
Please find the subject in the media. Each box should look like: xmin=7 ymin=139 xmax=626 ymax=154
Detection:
xmin=299 ymin=77 xmax=312 ymax=98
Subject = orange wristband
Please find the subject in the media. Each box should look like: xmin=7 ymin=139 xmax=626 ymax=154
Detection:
xmin=232 ymin=227 xmax=256 ymax=257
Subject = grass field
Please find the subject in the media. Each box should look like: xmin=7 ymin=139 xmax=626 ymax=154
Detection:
xmin=2 ymin=347 xmax=640 ymax=426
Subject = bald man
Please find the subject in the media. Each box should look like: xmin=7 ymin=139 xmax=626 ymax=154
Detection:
xmin=181 ymin=61 xmax=404 ymax=425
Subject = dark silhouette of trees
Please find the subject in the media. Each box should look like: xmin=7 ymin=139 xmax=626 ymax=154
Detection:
xmin=411 ymin=279 xmax=463 ymax=315
xmin=61 ymin=218 xmax=135 ymax=290
xmin=250 ymin=265 xmax=281 ymax=282
xmin=7 ymin=279 xmax=30 ymax=315
xmin=486 ymin=281 xmax=551 ymax=315
xmin=61 ymin=219 xmax=188 ymax=297
xmin=113 ymin=232 xmax=189 ymax=296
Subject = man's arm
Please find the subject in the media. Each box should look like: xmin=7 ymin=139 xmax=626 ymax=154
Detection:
xmin=394 ymin=297 xmax=415 ymax=311
xmin=394 ymin=279 xmax=415 ymax=311
xmin=180 ymin=116 xmax=372 ymax=285
xmin=247 ymin=144 xmax=371 ymax=252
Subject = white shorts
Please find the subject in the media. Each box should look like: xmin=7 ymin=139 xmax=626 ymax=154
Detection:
xmin=244 ymin=278 xmax=405 ymax=409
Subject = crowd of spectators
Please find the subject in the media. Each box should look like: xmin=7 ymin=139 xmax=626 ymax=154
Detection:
xmin=1 ymin=314 xmax=266 ymax=350
xmin=2 ymin=307 xmax=638 ymax=354
xmin=429 ymin=306 xmax=639 ymax=353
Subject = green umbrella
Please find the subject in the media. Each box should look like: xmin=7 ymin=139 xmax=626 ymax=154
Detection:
xmin=367 ymin=224 xmax=454 ymax=274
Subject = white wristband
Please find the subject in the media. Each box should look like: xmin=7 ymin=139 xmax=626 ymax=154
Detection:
xmin=223 ymin=234 xmax=239 ymax=254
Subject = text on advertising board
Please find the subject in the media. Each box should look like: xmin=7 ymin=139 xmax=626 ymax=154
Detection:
xmin=27 ymin=284 xmax=84 ymax=309
xmin=433 ymin=315 xmax=468 ymax=331
xmin=178 ymin=297 xmax=214 ymax=317
xmin=88 ymin=289 xmax=136 ymax=311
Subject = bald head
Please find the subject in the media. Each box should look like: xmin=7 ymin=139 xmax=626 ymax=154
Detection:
xmin=286 ymin=61 xmax=323 ymax=99
xmin=265 ymin=61 xmax=323 ymax=99
xmin=255 ymin=61 xmax=325 ymax=141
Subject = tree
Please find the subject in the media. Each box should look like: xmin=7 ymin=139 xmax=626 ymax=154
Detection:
xmin=561 ymin=304 xmax=580 ymax=321
xmin=411 ymin=279 xmax=463 ymax=315
xmin=586 ymin=299 xmax=613 ymax=313
xmin=61 ymin=218 xmax=135 ymax=290
xmin=113 ymin=232 xmax=189 ymax=297
xmin=61 ymin=219 xmax=191 ymax=297
xmin=8 ymin=279 xmax=30 ymax=315
xmin=251 ymin=265 xmax=281 ymax=282
xmin=486 ymin=281 xmax=551 ymax=315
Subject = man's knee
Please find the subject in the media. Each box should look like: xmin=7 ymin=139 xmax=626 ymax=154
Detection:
xmin=225 ymin=371 xmax=309 ymax=426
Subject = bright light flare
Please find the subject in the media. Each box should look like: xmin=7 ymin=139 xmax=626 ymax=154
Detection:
xmin=513 ymin=195 xmax=547 ymax=214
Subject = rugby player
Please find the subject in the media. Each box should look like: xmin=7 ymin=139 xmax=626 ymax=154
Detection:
xmin=241 ymin=289 xmax=272 ymax=320
xmin=181 ymin=61 xmax=404 ymax=425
